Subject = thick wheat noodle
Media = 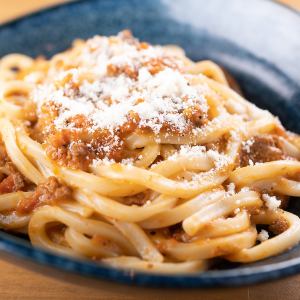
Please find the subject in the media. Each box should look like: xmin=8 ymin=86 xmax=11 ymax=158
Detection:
xmin=18 ymin=133 xmax=146 ymax=196
xmin=0 ymin=119 xmax=44 ymax=185
xmin=273 ymin=178 xmax=300 ymax=196
xmin=94 ymin=163 xmax=228 ymax=198
xmin=94 ymin=133 xmax=239 ymax=198
xmin=150 ymin=153 xmax=214 ymax=175
xmin=109 ymin=219 xmax=164 ymax=262
xmin=196 ymin=210 xmax=251 ymax=238
xmin=74 ymin=191 xmax=177 ymax=222
xmin=250 ymin=177 xmax=300 ymax=197
xmin=0 ymin=191 xmax=32 ymax=211
xmin=278 ymin=137 xmax=300 ymax=159
xmin=59 ymin=201 xmax=94 ymax=218
xmin=0 ymin=212 xmax=30 ymax=229
xmin=182 ymin=191 xmax=262 ymax=236
xmin=64 ymin=227 xmax=123 ymax=258
xmin=186 ymin=60 xmax=228 ymax=85
xmin=28 ymin=206 xmax=137 ymax=255
xmin=134 ymin=143 xmax=160 ymax=168
xmin=140 ymin=190 xmax=225 ymax=229
xmin=0 ymin=54 xmax=33 ymax=81
xmin=102 ymin=256 xmax=205 ymax=273
xmin=125 ymin=114 xmax=240 ymax=148
xmin=153 ymin=227 xmax=257 ymax=261
xmin=227 ymin=210 xmax=300 ymax=262
xmin=0 ymin=100 xmax=23 ymax=119
xmin=230 ymin=161 xmax=300 ymax=187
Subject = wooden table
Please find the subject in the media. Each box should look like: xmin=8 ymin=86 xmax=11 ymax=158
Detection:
xmin=0 ymin=1 xmax=299 ymax=299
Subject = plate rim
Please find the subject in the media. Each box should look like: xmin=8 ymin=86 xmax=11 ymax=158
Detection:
xmin=1 ymin=0 xmax=299 ymax=28
xmin=2 ymin=229 xmax=300 ymax=288
xmin=0 ymin=0 xmax=300 ymax=288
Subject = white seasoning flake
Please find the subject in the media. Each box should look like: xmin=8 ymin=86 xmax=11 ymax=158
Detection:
xmin=92 ymin=157 xmax=116 ymax=167
xmin=242 ymin=138 xmax=254 ymax=154
xmin=32 ymin=32 xmax=209 ymax=137
xmin=170 ymin=145 xmax=206 ymax=159
xmin=262 ymin=194 xmax=281 ymax=210
xmin=207 ymin=150 xmax=230 ymax=168
xmin=229 ymin=130 xmax=239 ymax=141
xmin=226 ymin=182 xmax=236 ymax=196
xmin=180 ymin=145 xmax=206 ymax=155
xmin=120 ymin=158 xmax=134 ymax=165
xmin=248 ymin=159 xmax=254 ymax=166
xmin=257 ymin=229 xmax=269 ymax=242
xmin=234 ymin=208 xmax=240 ymax=214
xmin=144 ymin=200 xmax=152 ymax=207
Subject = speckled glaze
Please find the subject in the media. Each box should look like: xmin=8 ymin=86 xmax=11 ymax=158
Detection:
xmin=0 ymin=0 xmax=299 ymax=288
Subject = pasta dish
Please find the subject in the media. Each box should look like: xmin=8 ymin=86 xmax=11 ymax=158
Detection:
xmin=1 ymin=30 xmax=300 ymax=273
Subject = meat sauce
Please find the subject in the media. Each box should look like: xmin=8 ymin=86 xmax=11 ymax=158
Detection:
xmin=240 ymin=135 xmax=285 ymax=167
xmin=0 ymin=143 xmax=25 ymax=194
xmin=32 ymin=31 xmax=209 ymax=170
xmin=17 ymin=177 xmax=71 ymax=215
xmin=0 ymin=141 xmax=71 ymax=214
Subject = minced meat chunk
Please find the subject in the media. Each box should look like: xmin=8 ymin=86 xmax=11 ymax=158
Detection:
xmin=240 ymin=135 xmax=284 ymax=167
xmin=0 ymin=162 xmax=25 ymax=194
xmin=17 ymin=176 xmax=71 ymax=214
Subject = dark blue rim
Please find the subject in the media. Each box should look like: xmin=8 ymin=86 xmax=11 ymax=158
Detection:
xmin=2 ymin=0 xmax=299 ymax=28
xmin=0 ymin=0 xmax=300 ymax=288
xmin=3 ymin=229 xmax=300 ymax=288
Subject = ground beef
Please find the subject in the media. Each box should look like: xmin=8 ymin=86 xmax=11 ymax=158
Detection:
xmin=183 ymin=104 xmax=208 ymax=127
xmin=0 ymin=172 xmax=24 ymax=194
xmin=17 ymin=176 xmax=71 ymax=214
xmin=240 ymin=135 xmax=284 ymax=167
xmin=269 ymin=215 xmax=289 ymax=235
xmin=122 ymin=190 xmax=153 ymax=206
xmin=0 ymin=140 xmax=26 ymax=194
xmin=277 ymin=195 xmax=289 ymax=210
xmin=0 ymin=143 xmax=8 ymax=165
xmin=162 ymin=224 xmax=191 ymax=243
xmin=0 ymin=162 xmax=25 ymax=194
xmin=107 ymin=63 xmax=138 ymax=80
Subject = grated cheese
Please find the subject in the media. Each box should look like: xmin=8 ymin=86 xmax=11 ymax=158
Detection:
xmin=242 ymin=138 xmax=254 ymax=154
xmin=207 ymin=150 xmax=230 ymax=168
xmin=257 ymin=229 xmax=269 ymax=242
xmin=248 ymin=159 xmax=254 ymax=166
xmin=33 ymin=32 xmax=208 ymax=137
xmin=226 ymin=182 xmax=236 ymax=196
xmin=168 ymin=145 xmax=206 ymax=161
xmin=234 ymin=208 xmax=240 ymax=214
xmin=262 ymin=194 xmax=281 ymax=210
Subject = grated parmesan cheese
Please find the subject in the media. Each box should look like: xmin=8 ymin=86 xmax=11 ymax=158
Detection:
xmin=234 ymin=208 xmax=240 ymax=214
xmin=226 ymin=182 xmax=236 ymax=196
xmin=242 ymin=138 xmax=254 ymax=154
xmin=248 ymin=159 xmax=254 ymax=166
xmin=33 ymin=32 xmax=209 ymax=137
xmin=168 ymin=145 xmax=206 ymax=161
xmin=207 ymin=150 xmax=230 ymax=168
xmin=257 ymin=229 xmax=269 ymax=242
xmin=262 ymin=194 xmax=281 ymax=210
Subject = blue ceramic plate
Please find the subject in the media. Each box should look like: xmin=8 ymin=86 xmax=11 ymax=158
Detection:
xmin=0 ymin=0 xmax=300 ymax=288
